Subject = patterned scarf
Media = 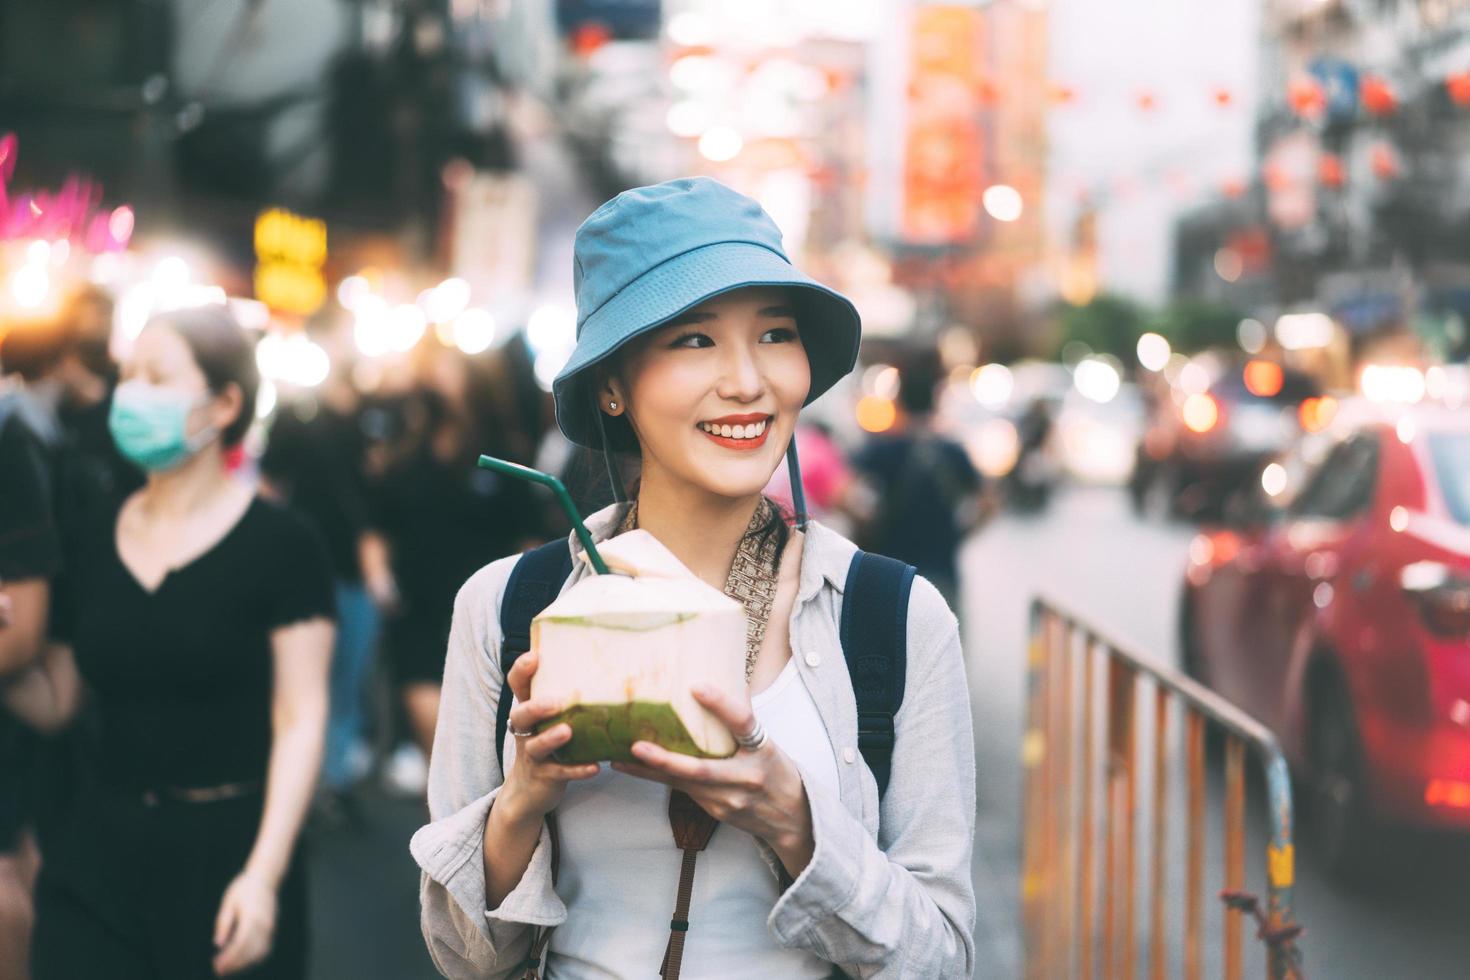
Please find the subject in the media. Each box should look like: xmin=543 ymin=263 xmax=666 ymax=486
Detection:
xmin=616 ymin=497 xmax=781 ymax=683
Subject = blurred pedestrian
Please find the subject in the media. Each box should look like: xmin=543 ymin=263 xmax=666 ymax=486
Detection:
xmin=51 ymin=286 xmax=145 ymax=505
xmin=376 ymin=348 xmax=544 ymax=763
xmin=261 ymin=356 xmax=395 ymax=809
xmin=413 ymin=177 xmax=975 ymax=978
xmin=763 ymin=421 xmax=856 ymax=534
xmin=0 ymin=363 xmax=64 ymax=980
xmin=3 ymin=307 xmax=335 ymax=979
xmin=851 ymin=347 xmax=983 ymax=607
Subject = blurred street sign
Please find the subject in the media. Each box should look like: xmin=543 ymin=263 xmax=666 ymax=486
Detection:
xmin=555 ymin=0 xmax=661 ymax=41
xmin=254 ymin=207 xmax=327 ymax=316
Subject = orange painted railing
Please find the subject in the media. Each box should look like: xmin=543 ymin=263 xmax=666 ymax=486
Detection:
xmin=1022 ymin=600 xmax=1305 ymax=980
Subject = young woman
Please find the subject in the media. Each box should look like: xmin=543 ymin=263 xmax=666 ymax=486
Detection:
xmin=3 ymin=306 xmax=336 ymax=979
xmin=413 ymin=178 xmax=976 ymax=978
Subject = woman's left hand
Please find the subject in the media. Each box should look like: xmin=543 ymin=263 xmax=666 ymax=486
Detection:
xmin=611 ymin=683 xmax=815 ymax=876
xmin=212 ymin=872 xmax=278 ymax=976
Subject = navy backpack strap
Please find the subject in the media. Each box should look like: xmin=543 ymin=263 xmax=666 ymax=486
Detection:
xmin=839 ymin=550 xmax=917 ymax=798
xmin=495 ymin=540 xmax=575 ymax=772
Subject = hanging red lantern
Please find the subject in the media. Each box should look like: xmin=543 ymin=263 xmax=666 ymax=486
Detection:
xmin=1288 ymin=75 xmax=1327 ymax=119
xmin=977 ymin=80 xmax=1001 ymax=107
xmin=1318 ymin=153 xmax=1346 ymax=188
xmin=1447 ymin=71 xmax=1470 ymax=107
xmin=570 ymin=22 xmax=611 ymax=58
xmin=1213 ymin=87 xmax=1235 ymax=108
xmin=1370 ymin=142 xmax=1401 ymax=180
xmin=1221 ymin=176 xmax=1248 ymax=199
xmin=1136 ymin=90 xmax=1158 ymax=112
xmin=1360 ymin=75 xmax=1398 ymax=116
xmin=1263 ymin=161 xmax=1292 ymax=192
xmin=1050 ymin=84 xmax=1076 ymax=105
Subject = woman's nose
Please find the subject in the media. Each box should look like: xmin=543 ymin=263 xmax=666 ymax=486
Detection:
xmin=716 ymin=343 xmax=764 ymax=402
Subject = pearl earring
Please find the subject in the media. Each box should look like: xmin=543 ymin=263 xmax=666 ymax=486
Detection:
xmin=608 ymin=400 xmax=618 ymax=411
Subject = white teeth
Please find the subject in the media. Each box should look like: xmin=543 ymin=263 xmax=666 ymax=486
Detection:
xmin=700 ymin=418 xmax=770 ymax=439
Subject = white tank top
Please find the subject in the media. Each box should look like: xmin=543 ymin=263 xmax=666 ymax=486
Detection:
xmin=547 ymin=657 xmax=841 ymax=979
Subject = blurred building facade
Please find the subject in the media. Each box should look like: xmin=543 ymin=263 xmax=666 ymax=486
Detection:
xmin=1175 ymin=0 xmax=1470 ymax=364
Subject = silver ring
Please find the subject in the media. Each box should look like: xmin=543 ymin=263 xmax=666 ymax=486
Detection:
xmin=508 ymin=724 xmax=537 ymax=738
xmin=735 ymin=718 xmax=769 ymax=752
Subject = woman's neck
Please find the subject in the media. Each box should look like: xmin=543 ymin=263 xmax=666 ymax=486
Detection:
xmin=634 ymin=471 xmax=761 ymax=590
xmin=139 ymin=447 xmax=237 ymax=517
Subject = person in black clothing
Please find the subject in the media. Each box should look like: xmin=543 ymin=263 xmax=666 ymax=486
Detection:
xmin=0 ymin=380 xmax=63 ymax=980
xmin=261 ymin=361 xmax=396 ymax=798
xmin=852 ymin=347 xmax=983 ymax=608
xmin=375 ymin=348 xmax=544 ymax=757
xmin=3 ymin=306 xmax=335 ymax=979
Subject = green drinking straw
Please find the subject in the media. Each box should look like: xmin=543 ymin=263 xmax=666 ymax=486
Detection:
xmin=476 ymin=455 xmax=610 ymax=575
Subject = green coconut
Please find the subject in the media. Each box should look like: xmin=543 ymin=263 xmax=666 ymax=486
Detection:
xmin=529 ymin=530 xmax=745 ymax=762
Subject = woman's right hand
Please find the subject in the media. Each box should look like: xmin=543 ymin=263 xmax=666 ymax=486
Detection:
xmin=494 ymin=651 xmax=600 ymax=824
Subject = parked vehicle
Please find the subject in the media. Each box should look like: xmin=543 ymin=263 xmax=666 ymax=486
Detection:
xmin=1180 ymin=406 xmax=1470 ymax=877
xmin=1133 ymin=357 xmax=1323 ymax=521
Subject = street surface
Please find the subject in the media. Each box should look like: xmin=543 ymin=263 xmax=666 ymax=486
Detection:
xmin=962 ymin=486 xmax=1470 ymax=979
xmin=301 ymin=486 xmax=1470 ymax=979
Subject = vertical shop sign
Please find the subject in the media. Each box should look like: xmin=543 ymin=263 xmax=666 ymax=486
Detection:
xmin=901 ymin=5 xmax=986 ymax=244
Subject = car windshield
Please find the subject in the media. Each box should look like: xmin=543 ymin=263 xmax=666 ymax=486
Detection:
xmin=1428 ymin=431 xmax=1470 ymax=526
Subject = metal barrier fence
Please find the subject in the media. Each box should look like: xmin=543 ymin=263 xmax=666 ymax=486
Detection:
xmin=1022 ymin=599 xmax=1305 ymax=980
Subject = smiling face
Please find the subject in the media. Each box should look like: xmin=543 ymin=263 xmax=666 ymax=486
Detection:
xmin=604 ymin=286 xmax=811 ymax=503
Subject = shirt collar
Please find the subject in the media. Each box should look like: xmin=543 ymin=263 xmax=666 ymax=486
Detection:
xmin=564 ymin=501 xmax=855 ymax=602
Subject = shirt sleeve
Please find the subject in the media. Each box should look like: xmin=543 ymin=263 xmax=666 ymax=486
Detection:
xmin=410 ymin=558 xmax=568 ymax=980
xmin=0 ymin=416 xmax=61 ymax=581
xmin=263 ymin=505 xmax=337 ymax=629
xmin=767 ymin=575 xmax=977 ymax=978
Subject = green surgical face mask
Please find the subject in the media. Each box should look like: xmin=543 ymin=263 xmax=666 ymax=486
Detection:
xmin=108 ymin=381 xmax=219 ymax=472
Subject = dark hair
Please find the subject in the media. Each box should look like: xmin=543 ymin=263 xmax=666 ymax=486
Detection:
xmin=0 ymin=312 xmax=69 ymax=381
xmin=896 ymin=346 xmax=943 ymax=416
xmin=150 ymin=306 xmax=259 ymax=447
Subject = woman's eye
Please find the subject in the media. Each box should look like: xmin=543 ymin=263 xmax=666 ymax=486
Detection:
xmin=669 ymin=331 xmax=714 ymax=349
xmin=760 ymin=327 xmax=798 ymax=344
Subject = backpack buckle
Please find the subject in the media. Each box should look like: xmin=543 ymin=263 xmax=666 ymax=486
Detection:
xmin=857 ymin=711 xmax=895 ymax=751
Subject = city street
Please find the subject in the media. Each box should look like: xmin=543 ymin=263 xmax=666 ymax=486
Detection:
xmin=300 ymin=486 xmax=1470 ymax=979
xmin=961 ymin=486 xmax=1470 ymax=979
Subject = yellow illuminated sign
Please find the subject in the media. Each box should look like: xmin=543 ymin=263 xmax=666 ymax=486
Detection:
xmin=254 ymin=208 xmax=327 ymax=315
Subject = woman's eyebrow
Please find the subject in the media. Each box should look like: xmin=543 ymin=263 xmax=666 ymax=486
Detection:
xmin=759 ymin=305 xmax=797 ymax=318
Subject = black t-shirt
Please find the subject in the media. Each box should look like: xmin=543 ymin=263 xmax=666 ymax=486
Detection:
xmin=67 ymin=496 xmax=335 ymax=791
xmin=0 ymin=398 xmax=62 ymax=582
xmin=0 ymin=399 xmax=63 ymax=849
xmin=259 ymin=402 xmax=373 ymax=583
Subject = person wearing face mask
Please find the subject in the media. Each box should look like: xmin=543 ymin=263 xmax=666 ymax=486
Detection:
xmin=411 ymin=178 xmax=976 ymax=979
xmin=3 ymin=306 xmax=336 ymax=979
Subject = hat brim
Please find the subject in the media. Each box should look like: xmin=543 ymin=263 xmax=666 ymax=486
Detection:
xmin=553 ymin=241 xmax=860 ymax=449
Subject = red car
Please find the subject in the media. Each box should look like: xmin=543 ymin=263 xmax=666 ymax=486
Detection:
xmin=1180 ymin=406 xmax=1470 ymax=876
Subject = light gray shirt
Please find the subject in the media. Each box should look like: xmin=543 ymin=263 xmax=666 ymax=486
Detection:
xmin=410 ymin=505 xmax=977 ymax=979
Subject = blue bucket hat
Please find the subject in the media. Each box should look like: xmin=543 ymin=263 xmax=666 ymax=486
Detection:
xmin=552 ymin=177 xmax=861 ymax=451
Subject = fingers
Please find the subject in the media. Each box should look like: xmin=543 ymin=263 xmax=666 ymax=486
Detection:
xmin=505 ymin=651 xmax=539 ymax=703
xmin=506 ymin=697 xmax=566 ymax=737
xmin=609 ymin=759 xmax=680 ymax=789
xmin=623 ymin=741 xmax=718 ymax=782
xmin=691 ymin=684 xmax=756 ymax=739
xmin=213 ymin=909 xmax=272 ymax=977
xmin=515 ymin=722 xmax=599 ymax=779
xmin=213 ymin=900 xmax=237 ymax=952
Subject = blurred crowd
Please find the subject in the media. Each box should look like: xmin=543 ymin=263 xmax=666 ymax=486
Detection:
xmin=0 ymin=284 xmax=990 ymax=979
